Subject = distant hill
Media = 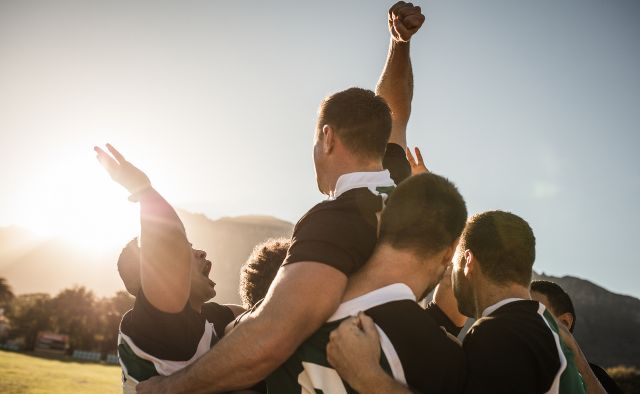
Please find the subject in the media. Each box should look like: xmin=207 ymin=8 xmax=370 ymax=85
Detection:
xmin=1 ymin=216 xmax=639 ymax=367
xmin=0 ymin=212 xmax=293 ymax=304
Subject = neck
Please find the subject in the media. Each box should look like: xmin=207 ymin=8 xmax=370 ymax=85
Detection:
xmin=189 ymin=298 xmax=203 ymax=313
xmin=325 ymin=159 xmax=383 ymax=194
xmin=473 ymin=280 xmax=531 ymax=318
xmin=343 ymin=245 xmax=438 ymax=302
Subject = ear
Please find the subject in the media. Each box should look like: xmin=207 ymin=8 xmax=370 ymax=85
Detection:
xmin=322 ymin=125 xmax=335 ymax=154
xmin=463 ymin=250 xmax=475 ymax=276
xmin=557 ymin=312 xmax=575 ymax=331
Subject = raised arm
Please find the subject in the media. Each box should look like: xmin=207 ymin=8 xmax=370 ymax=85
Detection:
xmin=137 ymin=262 xmax=348 ymax=393
xmin=95 ymin=144 xmax=191 ymax=313
xmin=376 ymin=1 xmax=425 ymax=150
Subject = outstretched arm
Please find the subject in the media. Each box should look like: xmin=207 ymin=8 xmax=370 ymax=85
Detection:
xmin=557 ymin=324 xmax=606 ymax=394
xmin=377 ymin=1 xmax=425 ymax=150
xmin=95 ymin=144 xmax=191 ymax=313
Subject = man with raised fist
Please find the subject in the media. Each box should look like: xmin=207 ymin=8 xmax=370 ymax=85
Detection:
xmin=137 ymin=3 xmax=427 ymax=393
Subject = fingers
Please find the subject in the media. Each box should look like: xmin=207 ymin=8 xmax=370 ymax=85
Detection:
xmin=357 ymin=312 xmax=378 ymax=338
xmin=106 ymin=143 xmax=126 ymax=164
xmin=406 ymin=147 xmax=417 ymax=166
xmin=389 ymin=2 xmax=425 ymax=41
xmin=94 ymin=146 xmax=119 ymax=172
xmin=393 ymin=16 xmax=412 ymax=40
xmin=414 ymin=147 xmax=424 ymax=165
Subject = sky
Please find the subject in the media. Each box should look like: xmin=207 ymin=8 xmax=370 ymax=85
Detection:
xmin=1 ymin=0 xmax=639 ymax=297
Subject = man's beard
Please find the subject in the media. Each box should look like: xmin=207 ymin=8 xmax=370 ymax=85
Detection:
xmin=453 ymin=267 xmax=476 ymax=318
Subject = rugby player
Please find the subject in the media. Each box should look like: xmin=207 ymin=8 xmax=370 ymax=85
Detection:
xmin=95 ymin=145 xmax=250 ymax=393
xmin=531 ymin=280 xmax=622 ymax=394
xmin=270 ymin=172 xmax=468 ymax=393
xmin=137 ymin=2 xmax=426 ymax=393
xmin=327 ymin=211 xmax=606 ymax=393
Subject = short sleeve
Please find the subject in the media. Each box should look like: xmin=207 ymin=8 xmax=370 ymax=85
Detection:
xmin=383 ymin=143 xmax=411 ymax=185
xmin=283 ymin=200 xmax=378 ymax=275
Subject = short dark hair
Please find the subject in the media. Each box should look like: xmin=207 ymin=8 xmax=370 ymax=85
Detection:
xmin=379 ymin=173 xmax=468 ymax=257
xmin=239 ymin=238 xmax=291 ymax=309
xmin=317 ymin=87 xmax=391 ymax=161
xmin=460 ymin=211 xmax=535 ymax=287
xmin=530 ymin=280 xmax=576 ymax=332
xmin=118 ymin=238 xmax=141 ymax=296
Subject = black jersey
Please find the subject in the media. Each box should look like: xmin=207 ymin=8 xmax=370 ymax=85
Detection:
xmin=117 ymin=291 xmax=234 ymax=390
xmin=462 ymin=299 xmax=585 ymax=394
xmin=283 ymin=143 xmax=409 ymax=275
xmin=267 ymin=284 xmax=466 ymax=393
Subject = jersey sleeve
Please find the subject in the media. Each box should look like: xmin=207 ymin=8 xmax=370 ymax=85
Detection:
xmin=424 ymin=302 xmax=464 ymax=337
xmin=283 ymin=205 xmax=377 ymax=275
xmin=122 ymin=290 xmax=206 ymax=361
xmin=383 ymin=143 xmax=411 ymax=185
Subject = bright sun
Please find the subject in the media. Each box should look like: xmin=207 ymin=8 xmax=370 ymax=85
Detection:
xmin=18 ymin=150 xmax=140 ymax=250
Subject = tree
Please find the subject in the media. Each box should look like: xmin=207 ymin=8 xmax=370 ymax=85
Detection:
xmin=7 ymin=293 xmax=52 ymax=350
xmin=0 ymin=277 xmax=15 ymax=307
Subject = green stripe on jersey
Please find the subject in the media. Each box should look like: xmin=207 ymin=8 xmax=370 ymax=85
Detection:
xmin=542 ymin=309 xmax=586 ymax=394
xmin=267 ymin=318 xmax=393 ymax=393
xmin=118 ymin=341 xmax=159 ymax=382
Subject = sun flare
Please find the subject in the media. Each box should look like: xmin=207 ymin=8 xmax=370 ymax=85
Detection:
xmin=17 ymin=150 xmax=141 ymax=250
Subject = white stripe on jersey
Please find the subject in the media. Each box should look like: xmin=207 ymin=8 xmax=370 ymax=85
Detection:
xmin=537 ymin=303 xmax=568 ymax=394
xmin=118 ymin=321 xmax=214 ymax=377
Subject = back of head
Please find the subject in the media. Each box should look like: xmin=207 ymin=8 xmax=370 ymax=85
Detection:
xmin=530 ymin=280 xmax=576 ymax=331
xmin=317 ymin=87 xmax=391 ymax=162
xmin=118 ymin=238 xmax=141 ymax=296
xmin=378 ymin=173 xmax=468 ymax=257
xmin=461 ymin=211 xmax=535 ymax=287
xmin=239 ymin=238 xmax=291 ymax=309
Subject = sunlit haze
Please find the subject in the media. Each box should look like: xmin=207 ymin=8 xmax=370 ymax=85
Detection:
xmin=0 ymin=0 xmax=639 ymax=297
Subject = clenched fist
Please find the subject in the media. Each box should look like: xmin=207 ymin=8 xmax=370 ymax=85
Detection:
xmin=388 ymin=1 xmax=425 ymax=42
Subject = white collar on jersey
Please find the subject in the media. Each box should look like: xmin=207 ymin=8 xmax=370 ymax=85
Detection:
xmin=329 ymin=170 xmax=395 ymax=200
xmin=481 ymin=297 xmax=528 ymax=317
xmin=327 ymin=283 xmax=415 ymax=322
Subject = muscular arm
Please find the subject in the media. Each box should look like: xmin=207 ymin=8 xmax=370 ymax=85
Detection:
xmin=139 ymin=188 xmax=192 ymax=313
xmin=376 ymin=2 xmax=425 ymax=150
xmin=138 ymin=262 xmax=347 ymax=393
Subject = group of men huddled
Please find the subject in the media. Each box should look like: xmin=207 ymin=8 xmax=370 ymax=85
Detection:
xmin=95 ymin=2 xmax=620 ymax=393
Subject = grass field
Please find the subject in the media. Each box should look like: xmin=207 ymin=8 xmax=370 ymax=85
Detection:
xmin=0 ymin=350 xmax=121 ymax=394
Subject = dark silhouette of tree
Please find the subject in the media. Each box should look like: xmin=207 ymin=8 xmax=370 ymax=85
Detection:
xmin=0 ymin=277 xmax=14 ymax=307
xmin=50 ymin=286 xmax=99 ymax=351
xmin=7 ymin=293 xmax=52 ymax=350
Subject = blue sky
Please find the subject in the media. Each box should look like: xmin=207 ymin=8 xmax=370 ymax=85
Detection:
xmin=1 ymin=0 xmax=639 ymax=297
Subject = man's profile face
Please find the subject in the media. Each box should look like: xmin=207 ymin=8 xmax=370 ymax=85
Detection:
xmin=452 ymin=246 xmax=475 ymax=318
xmin=189 ymin=248 xmax=216 ymax=303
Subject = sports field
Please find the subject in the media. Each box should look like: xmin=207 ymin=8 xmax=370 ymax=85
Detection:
xmin=0 ymin=350 xmax=121 ymax=394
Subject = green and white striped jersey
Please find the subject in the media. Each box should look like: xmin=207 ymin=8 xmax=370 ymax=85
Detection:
xmin=117 ymin=291 xmax=234 ymax=393
xmin=267 ymin=284 xmax=466 ymax=393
